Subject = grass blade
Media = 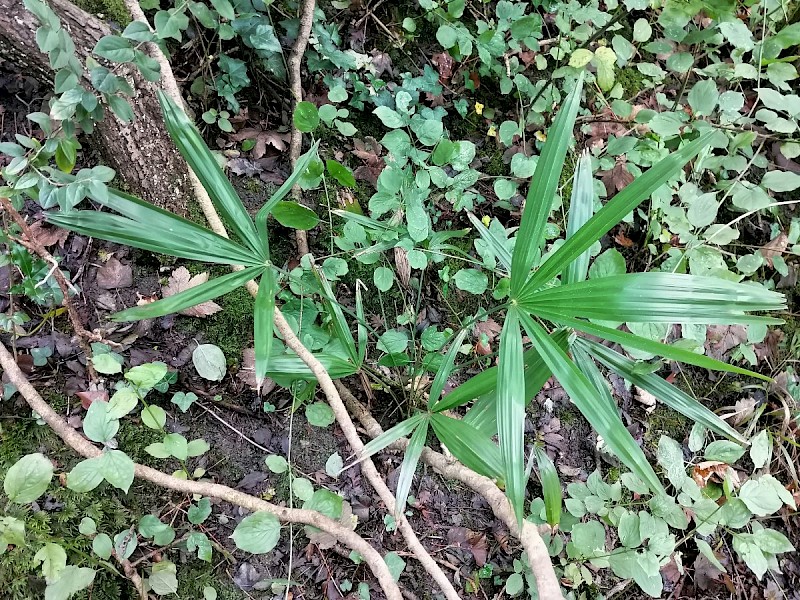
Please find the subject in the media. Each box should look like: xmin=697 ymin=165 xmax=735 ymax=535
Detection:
xmin=254 ymin=269 xmax=277 ymax=390
xmin=577 ymin=337 xmax=746 ymax=443
xmin=88 ymin=186 xmax=262 ymax=265
xmin=562 ymin=150 xmax=595 ymax=286
xmin=112 ymin=266 xmax=265 ymax=321
xmin=534 ymin=310 xmax=772 ymax=381
xmin=158 ymin=92 xmax=264 ymax=256
xmin=358 ymin=414 xmax=427 ymax=465
xmin=518 ymin=273 xmax=785 ymax=324
xmin=47 ymin=211 xmax=262 ymax=266
xmin=519 ymin=312 xmax=664 ymax=495
xmin=496 ymin=308 xmax=527 ymax=523
xmin=266 ymin=353 xmax=357 ymax=380
xmin=533 ymin=446 xmax=562 ymax=528
xmin=522 ymin=131 xmax=714 ymax=292
xmin=395 ymin=419 xmax=429 ymax=517
xmin=430 ymin=413 xmax=504 ymax=481
xmin=356 ymin=281 xmax=367 ymax=367
xmin=436 ymin=329 xmax=569 ymax=414
xmin=511 ymin=72 xmax=584 ymax=296
xmin=314 ymin=267 xmax=359 ymax=365
xmin=428 ymin=328 xmax=469 ymax=409
xmin=467 ymin=212 xmax=512 ymax=274
xmin=255 ymin=142 xmax=320 ymax=243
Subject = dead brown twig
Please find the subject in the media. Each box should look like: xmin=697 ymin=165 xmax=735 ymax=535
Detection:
xmin=288 ymin=0 xmax=316 ymax=258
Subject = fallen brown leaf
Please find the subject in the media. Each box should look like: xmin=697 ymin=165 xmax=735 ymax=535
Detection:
xmin=96 ymin=257 xmax=133 ymax=290
xmin=599 ymin=155 xmax=634 ymax=196
xmin=760 ymin=232 xmax=788 ymax=267
xmin=26 ymin=221 xmax=69 ymax=248
xmin=162 ymin=267 xmax=222 ymax=318
xmin=706 ymin=325 xmax=747 ymax=361
xmin=229 ymin=128 xmax=290 ymax=159
xmin=76 ymin=390 xmax=109 ymax=410
xmin=691 ymin=461 xmax=728 ymax=487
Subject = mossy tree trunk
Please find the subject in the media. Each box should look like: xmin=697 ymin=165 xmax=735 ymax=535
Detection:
xmin=0 ymin=0 xmax=189 ymax=214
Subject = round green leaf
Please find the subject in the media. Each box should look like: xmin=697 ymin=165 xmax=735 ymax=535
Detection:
xmin=453 ymin=269 xmax=488 ymax=295
xmin=306 ymin=402 xmax=335 ymax=427
xmin=326 ymin=160 xmax=355 ymax=187
xmin=291 ymin=477 xmax=314 ymax=501
xmin=4 ymin=453 xmax=53 ymax=504
xmin=293 ymin=101 xmax=319 ymax=133
xmin=271 ymin=201 xmax=320 ymax=230
xmin=192 ymin=344 xmax=227 ymax=382
xmin=231 ymin=512 xmax=281 ymax=553
xmin=265 ymin=454 xmax=288 ymax=473
xmin=373 ymin=266 xmax=394 ymax=292
xmin=141 ymin=405 xmax=167 ymax=430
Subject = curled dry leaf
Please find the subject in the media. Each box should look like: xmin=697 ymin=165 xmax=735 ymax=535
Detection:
xmin=237 ymin=348 xmax=276 ymax=395
xmin=705 ymin=325 xmax=747 ymax=361
xmin=432 ymin=52 xmax=455 ymax=82
xmin=760 ymin=233 xmax=788 ymax=268
xmin=26 ymin=221 xmax=69 ymax=248
xmin=162 ymin=267 xmax=222 ymax=318
xmin=599 ymin=155 xmax=634 ymax=196
xmin=229 ymin=128 xmax=290 ymax=159
xmin=634 ymin=386 xmax=657 ymax=413
xmin=691 ymin=461 xmax=729 ymax=488
xmin=394 ymin=246 xmax=410 ymax=287
xmin=76 ymin=390 xmax=109 ymax=410
xmin=719 ymin=397 xmax=756 ymax=426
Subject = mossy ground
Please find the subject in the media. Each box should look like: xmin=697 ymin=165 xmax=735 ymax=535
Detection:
xmin=71 ymin=0 xmax=130 ymax=27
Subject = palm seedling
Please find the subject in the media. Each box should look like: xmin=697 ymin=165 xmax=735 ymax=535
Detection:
xmin=355 ymin=72 xmax=786 ymax=522
xmin=47 ymin=92 xmax=365 ymax=388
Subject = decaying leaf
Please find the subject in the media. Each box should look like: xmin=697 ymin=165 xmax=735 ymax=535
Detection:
xmin=447 ymin=527 xmax=488 ymax=566
xmin=760 ymin=232 xmax=788 ymax=267
xmin=691 ymin=461 xmax=729 ymax=488
xmin=229 ymin=128 xmax=290 ymax=159
xmin=394 ymin=246 xmax=410 ymax=287
xmin=76 ymin=390 xmax=108 ymax=410
xmin=705 ymin=325 xmax=747 ymax=361
xmin=719 ymin=397 xmax=756 ymax=426
xmin=26 ymin=221 xmax=69 ymax=248
xmin=237 ymin=348 xmax=276 ymax=395
xmin=162 ymin=267 xmax=222 ymax=318
xmin=96 ymin=257 xmax=133 ymax=290
xmin=599 ymin=155 xmax=634 ymax=196
xmin=634 ymin=386 xmax=657 ymax=413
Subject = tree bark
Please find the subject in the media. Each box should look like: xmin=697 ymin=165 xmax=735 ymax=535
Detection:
xmin=0 ymin=0 xmax=189 ymax=214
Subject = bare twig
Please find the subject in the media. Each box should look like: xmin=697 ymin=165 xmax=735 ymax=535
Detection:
xmin=288 ymin=0 xmax=316 ymax=257
xmin=337 ymin=382 xmax=563 ymax=600
xmin=0 ymin=196 xmax=99 ymax=380
xmin=0 ymin=339 xmax=403 ymax=600
xmin=194 ymin=400 xmax=270 ymax=453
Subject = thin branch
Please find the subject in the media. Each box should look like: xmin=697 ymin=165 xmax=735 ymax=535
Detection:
xmin=0 ymin=339 xmax=403 ymax=600
xmin=336 ymin=382 xmax=563 ymax=600
xmin=288 ymin=0 xmax=316 ymax=257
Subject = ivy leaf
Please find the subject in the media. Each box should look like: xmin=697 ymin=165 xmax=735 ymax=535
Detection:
xmin=101 ymin=450 xmax=135 ymax=493
xmin=373 ymin=106 xmax=406 ymax=128
xmin=231 ymin=512 xmax=281 ymax=553
xmin=739 ymin=475 xmax=795 ymax=516
xmin=749 ymin=430 xmax=771 ymax=469
xmin=170 ymin=391 xmax=198 ymax=413
xmin=384 ymin=551 xmax=406 ymax=581
xmin=67 ymin=457 xmax=105 ymax=492
xmin=569 ymin=48 xmax=594 ymax=68
xmin=139 ymin=514 xmax=176 ymax=546
xmin=83 ymin=400 xmax=118 ymax=444
xmin=4 ymin=453 xmax=53 ymax=504
xmin=704 ymin=440 xmax=745 ymax=464
xmin=373 ymin=266 xmax=394 ymax=292
xmin=265 ymin=454 xmax=288 ymax=473
xmin=189 ymin=498 xmax=213 ymax=525
xmin=326 ymin=160 xmax=355 ymax=187
xmin=656 ymin=436 xmax=685 ymax=490
xmin=154 ymin=8 xmax=190 ymax=41
xmin=93 ymin=36 xmax=135 ymax=62
xmin=140 ymin=405 xmax=167 ymax=430
xmin=125 ymin=362 xmax=168 ymax=391
xmin=271 ymin=201 xmax=319 ymax=230
xmin=761 ymin=170 xmax=800 ymax=192
xmin=149 ymin=561 xmax=179 ymax=595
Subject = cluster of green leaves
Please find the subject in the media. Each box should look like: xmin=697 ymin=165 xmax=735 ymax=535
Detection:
xmin=1 ymin=239 xmax=70 ymax=307
xmin=339 ymin=75 xmax=785 ymax=533
xmin=550 ymin=429 xmax=796 ymax=597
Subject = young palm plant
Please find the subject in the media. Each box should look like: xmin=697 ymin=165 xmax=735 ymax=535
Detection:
xmin=47 ymin=92 xmax=363 ymax=387
xmin=355 ymin=73 xmax=786 ymax=523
